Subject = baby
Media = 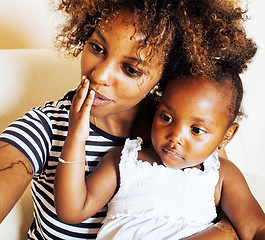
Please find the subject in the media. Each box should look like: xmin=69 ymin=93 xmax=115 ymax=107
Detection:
xmin=55 ymin=65 xmax=265 ymax=239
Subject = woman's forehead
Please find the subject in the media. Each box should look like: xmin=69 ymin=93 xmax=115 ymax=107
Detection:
xmin=95 ymin=12 xmax=165 ymax=67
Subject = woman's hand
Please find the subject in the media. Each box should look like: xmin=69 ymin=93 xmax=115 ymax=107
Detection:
xmin=67 ymin=75 xmax=95 ymax=143
xmin=59 ymin=75 xmax=95 ymax=164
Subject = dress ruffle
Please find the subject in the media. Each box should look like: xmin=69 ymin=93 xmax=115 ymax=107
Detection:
xmin=97 ymin=138 xmax=220 ymax=240
xmin=120 ymin=137 xmax=220 ymax=176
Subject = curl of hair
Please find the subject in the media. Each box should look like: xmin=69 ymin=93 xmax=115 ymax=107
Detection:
xmin=53 ymin=0 xmax=179 ymax=61
xmin=163 ymin=0 xmax=257 ymax=79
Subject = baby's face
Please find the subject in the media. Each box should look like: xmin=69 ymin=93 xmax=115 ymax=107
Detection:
xmin=151 ymin=76 xmax=231 ymax=169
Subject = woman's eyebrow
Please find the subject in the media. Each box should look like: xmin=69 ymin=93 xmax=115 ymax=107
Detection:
xmin=94 ymin=28 xmax=147 ymax=67
xmin=94 ymin=29 xmax=107 ymax=45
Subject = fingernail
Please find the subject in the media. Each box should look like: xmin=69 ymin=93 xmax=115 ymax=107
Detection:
xmin=82 ymin=75 xmax=86 ymax=80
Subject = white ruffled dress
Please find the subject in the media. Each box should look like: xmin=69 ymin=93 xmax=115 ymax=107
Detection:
xmin=97 ymin=138 xmax=220 ymax=240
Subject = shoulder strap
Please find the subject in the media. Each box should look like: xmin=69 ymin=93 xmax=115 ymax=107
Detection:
xmin=120 ymin=137 xmax=143 ymax=164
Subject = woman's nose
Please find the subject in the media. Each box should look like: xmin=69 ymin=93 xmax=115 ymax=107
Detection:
xmin=91 ymin=61 xmax=114 ymax=86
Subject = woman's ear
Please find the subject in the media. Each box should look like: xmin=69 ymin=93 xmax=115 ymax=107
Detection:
xmin=218 ymin=123 xmax=239 ymax=150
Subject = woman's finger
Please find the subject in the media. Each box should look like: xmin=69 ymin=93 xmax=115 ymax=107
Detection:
xmin=80 ymin=90 xmax=95 ymax=118
xmin=72 ymin=75 xmax=87 ymax=105
xmin=72 ymin=76 xmax=86 ymax=105
xmin=71 ymin=76 xmax=90 ymax=112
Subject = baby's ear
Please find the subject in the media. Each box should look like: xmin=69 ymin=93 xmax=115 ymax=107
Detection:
xmin=219 ymin=123 xmax=239 ymax=150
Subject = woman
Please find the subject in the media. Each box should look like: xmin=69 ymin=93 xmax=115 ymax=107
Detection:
xmin=0 ymin=0 xmax=256 ymax=239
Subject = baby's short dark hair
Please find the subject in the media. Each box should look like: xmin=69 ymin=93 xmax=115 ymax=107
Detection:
xmin=212 ymin=62 xmax=245 ymax=125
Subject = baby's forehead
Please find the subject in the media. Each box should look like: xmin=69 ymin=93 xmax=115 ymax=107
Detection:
xmin=164 ymin=75 xmax=232 ymax=107
xmin=161 ymin=76 xmax=232 ymax=124
xmin=168 ymin=75 xmax=229 ymax=93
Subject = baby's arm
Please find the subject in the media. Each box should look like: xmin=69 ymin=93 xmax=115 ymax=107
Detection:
xmin=54 ymin=78 xmax=119 ymax=224
xmin=218 ymin=158 xmax=265 ymax=239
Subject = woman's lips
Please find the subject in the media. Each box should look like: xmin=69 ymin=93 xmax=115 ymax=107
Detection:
xmin=91 ymin=90 xmax=112 ymax=106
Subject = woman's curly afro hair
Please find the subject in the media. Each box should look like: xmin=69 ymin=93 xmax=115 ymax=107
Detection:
xmin=54 ymin=0 xmax=257 ymax=78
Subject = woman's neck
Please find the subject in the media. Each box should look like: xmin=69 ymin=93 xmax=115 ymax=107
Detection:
xmin=90 ymin=104 xmax=141 ymax=138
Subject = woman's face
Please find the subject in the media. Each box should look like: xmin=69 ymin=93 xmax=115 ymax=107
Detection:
xmin=81 ymin=11 xmax=164 ymax=119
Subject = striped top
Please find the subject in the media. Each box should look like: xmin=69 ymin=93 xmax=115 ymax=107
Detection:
xmin=0 ymin=90 xmax=126 ymax=240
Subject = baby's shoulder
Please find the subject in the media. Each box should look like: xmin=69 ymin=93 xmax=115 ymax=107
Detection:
xmin=138 ymin=147 xmax=163 ymax=165
xmin=218 ymin=156 xmax=244 ymax=181
xmin=102 ymin=146 xmax=123 ymax=165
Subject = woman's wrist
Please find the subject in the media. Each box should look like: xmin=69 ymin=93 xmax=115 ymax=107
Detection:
xmin=213 ymin=219 xmax=239 ymax=240
xmin=61 ymin=136 xmax=86 ymax=162
xmin=58 ymin=158 xmax=86 ymax=164
xmin=184 ymin=218 xmax=238 ymax=240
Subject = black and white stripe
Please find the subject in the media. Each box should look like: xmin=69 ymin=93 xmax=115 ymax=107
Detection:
xmin=0 ymin=91 xmax=125 ymax=239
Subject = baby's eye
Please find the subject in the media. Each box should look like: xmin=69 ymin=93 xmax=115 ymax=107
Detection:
xmin=122 ymin=64 xmax=142 ymax=77
xmin=160 ymin=113 xmax=172 ymax=123
xmin=89 ymin=42 xmax=105 ymax=55
xmin=191 ymin=127 xmax=206 ymax=135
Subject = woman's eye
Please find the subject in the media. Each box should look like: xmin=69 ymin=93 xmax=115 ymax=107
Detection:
xmin=122 ymin=64 xmax=142 ymax=77
xmin=160 ymin=113 xmax=172 ymax=123
xmin=89 ymin=42 xmax=105 ymax=55
xmin=191 ymin=127 xmax=205 ymax=135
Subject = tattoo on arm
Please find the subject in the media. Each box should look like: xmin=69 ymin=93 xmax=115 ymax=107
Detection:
xmin=0 ymin=143 xmax=33 ymax=175
xmin=0 ymin=161 xmax=33 ymax=175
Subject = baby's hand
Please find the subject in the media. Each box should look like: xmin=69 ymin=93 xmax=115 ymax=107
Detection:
xmin=67 ymin=76 xmax=95 ymax=143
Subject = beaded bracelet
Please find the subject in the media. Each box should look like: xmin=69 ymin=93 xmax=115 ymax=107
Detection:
xmin=58 ymin=157 xmax=86 ymax=164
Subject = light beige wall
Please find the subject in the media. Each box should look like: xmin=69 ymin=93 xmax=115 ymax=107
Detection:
xmin=0 ymin=49 xmax=80 ymax=133
xmin=0 ymin=49 xmax=80 ymax=240
xmin=0 ymin=0 xmax=61 ymax=49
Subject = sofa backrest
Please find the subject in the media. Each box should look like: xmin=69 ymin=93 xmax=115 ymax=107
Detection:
xmin=0 ymin=49 xmax=80 ymax=239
